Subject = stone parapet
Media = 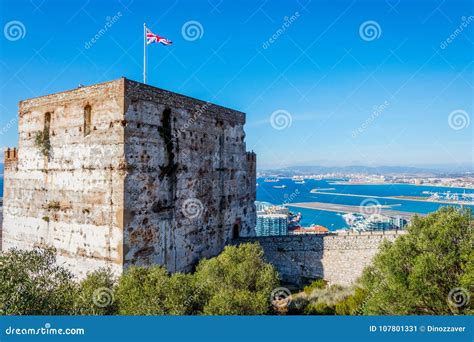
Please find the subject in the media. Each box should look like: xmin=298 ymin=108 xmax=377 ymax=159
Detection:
xmin=236 ymin=230 xmax=406 ymax=285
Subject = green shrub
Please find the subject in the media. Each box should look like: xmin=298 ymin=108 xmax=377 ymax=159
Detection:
xmin=164 ymin=273 xmax=201 ymax=315
xmin=0 ymin=247 xmax=76 ymax=315
xmin=74 ymin=268 xmax=117 ymax=315
xmin=293 ymin=284 xmax=354 ymax=315
xmin=34 ymin=130 xmax=51 ymax=157
xmin=334 ymin=287 xmax=368 ymax=315
xmin=1 ymin=243 xmax=281 ymax=316
xmin=116 ymin=266 xmax=173 ymax=315
xmin=287 ymin=295 xmax=309 ymax=315
xmin=359 ymin=207 xmax=473 ymax=315
xmin=304 ymin=301 xmax=335 ymax=315
xmin=303 ymin=279 xmax=327 ymax=295
xmin=195 ymin=243 xmax=279 ymax=315
xmin=203 ymin=289 xmax=269 ymax=315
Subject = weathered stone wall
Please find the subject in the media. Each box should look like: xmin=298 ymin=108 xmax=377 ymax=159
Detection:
xmin=2 ymin=80 xmax=126 ymax=277
xmin=122 ymin=80 xmax=256 ymax=272
xmin=2 ymin=78 xmax=256 ymax=277
xmin=238 ymin=231 xmax=405 ymax=285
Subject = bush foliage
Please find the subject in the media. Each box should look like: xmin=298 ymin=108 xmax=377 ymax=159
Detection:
xmin=0 ymin=243 xmax=279 ymax=315
xmin=75 ymin=268 xmax=117 ymax=315
xmin=194 ymin=243 xmax=279 ymax=315
xmin=0 ymin=247 xmax=75 ymax=315
xmin=358 ymin=207 xmax=473 ymax=315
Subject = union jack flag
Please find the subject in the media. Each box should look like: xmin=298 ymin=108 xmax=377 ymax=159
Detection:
xmin=146 ymin=28 xmax=172 ymax=46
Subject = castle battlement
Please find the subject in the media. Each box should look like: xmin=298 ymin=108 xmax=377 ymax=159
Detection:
xmin=4 ymin=147 xmax=18 ymax=169
xmin=246 ymin=151 xmax=256 ymax=162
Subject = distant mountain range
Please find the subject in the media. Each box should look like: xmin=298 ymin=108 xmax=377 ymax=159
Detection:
xmin=0 ymin=162 xmax=471 ymax=178
xmin=258 ymin=164 xmax=474 ymax=176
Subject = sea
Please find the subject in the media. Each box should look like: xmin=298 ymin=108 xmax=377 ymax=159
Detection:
xmin=256 ymin=177 xmax=474 ymax=230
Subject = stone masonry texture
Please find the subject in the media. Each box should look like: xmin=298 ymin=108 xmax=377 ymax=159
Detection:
xmin=238 ymin=230 xmax=405 ymax=285
xmin=2 ymin=78 xmax=257 ymax=278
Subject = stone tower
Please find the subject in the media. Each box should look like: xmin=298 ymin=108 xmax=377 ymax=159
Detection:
xmin=2 ymin=78 xmax=257 ymax=277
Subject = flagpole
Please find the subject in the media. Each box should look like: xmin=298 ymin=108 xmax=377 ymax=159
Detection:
xmin=143 ymin=23 xmax=147 ymax=84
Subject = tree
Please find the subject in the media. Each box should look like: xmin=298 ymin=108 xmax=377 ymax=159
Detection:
xmin=203 ymin=289 xmax=269 ymax=315
xmin=0 ymin=247 xmax=76 ymax=315
xmin=164 ymin=273 xmax=202 ymax=315
xmin=116 ymin=266 xmax=171 ymax=315
xmin=115 ymin=266 xmax=200 ymax=315
xmin=194 ymin=243 xmax=279 ymax=315
xmin=359 ymin=207 xmax=473 ymax=315
xmin=116 ymin=243 xmax=279 ymax=315
xmin=74 ymin=268 xmax=117 ymax=315
xmin=0 ymin=243 xmax=281 ymax=316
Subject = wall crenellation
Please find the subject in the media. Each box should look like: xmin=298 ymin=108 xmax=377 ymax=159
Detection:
xmin=4 ymin=148 xmax=18 ymax=170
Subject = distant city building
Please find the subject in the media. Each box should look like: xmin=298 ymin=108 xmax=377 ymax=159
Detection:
xmin=255 ymin=214 xmax=288 ymax=236
xmin=389 ymin=216 xmax=409 ymax=229
xmin=255 ymin=201 xmax=289 ymax=215
xmin=255 ymin=201 xmax=273 ymax=212
xmin=255 ymin=201 xmax=291 ymax=236
xmin=343 ymin=213 xmax=408 ymax=231
xmin=289 ymin=224 xmax=329 ymax=235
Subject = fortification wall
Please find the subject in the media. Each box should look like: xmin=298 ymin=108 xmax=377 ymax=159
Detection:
xmin=238 ymin=231 xmax=405 ymax=285
xmin=121 ymin=80 xmax=256 ymax=272
xmin=2 ymin=80 xmax=126 ymax=277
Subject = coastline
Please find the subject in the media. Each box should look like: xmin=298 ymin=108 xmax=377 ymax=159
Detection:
xmin=287 ymin=201 xmax=423 ymax=219
xmin=329 ymin=181 xmax=474 ymax=190
xmin=313 ymin=191 xmax=474 ymax=206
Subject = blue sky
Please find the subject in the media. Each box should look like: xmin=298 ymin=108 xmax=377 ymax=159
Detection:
xmin=0 ymin=0 xmax=472 ymax=170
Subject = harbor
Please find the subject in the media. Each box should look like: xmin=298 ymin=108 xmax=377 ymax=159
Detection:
xmin=286 ymin=201 xmax=422 ymax=220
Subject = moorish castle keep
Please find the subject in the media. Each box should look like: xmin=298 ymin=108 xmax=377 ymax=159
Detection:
xmin=2 ymin=78 xmax=257 ymax=277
